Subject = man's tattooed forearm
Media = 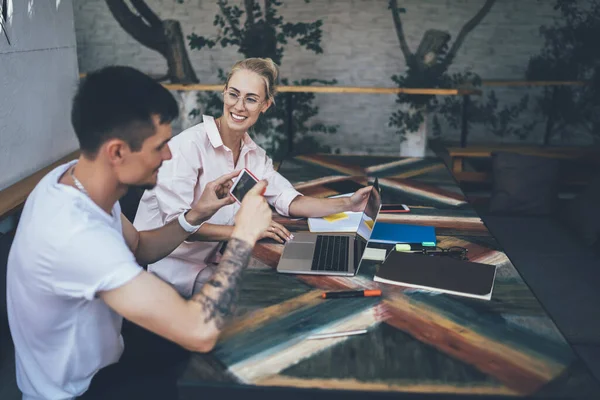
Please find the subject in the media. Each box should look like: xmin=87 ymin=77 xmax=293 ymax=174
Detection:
xmin=192 ymin=238 xmax=253 ymax=330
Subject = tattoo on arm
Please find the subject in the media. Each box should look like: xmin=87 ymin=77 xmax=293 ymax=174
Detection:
xmin=191 ymin=238 xmax=252 ymax=330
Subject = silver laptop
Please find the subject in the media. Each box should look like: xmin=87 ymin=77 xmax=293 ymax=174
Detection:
xmin=277 ymin=178 xmax=382 ymax=276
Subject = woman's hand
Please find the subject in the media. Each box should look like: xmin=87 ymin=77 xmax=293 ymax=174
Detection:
xmin=348 ymin=186 xmax=373 ymax=212
xmin=258 ymin=220 xmax=293 ymax=243
xmin=190 ymin=170 xmax=239 ymax=221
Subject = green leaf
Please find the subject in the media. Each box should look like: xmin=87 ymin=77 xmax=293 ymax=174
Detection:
xmin=187 ymin=1 xmax=333 ymax=158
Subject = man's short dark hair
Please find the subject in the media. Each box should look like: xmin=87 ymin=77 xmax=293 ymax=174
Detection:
xmin=71 ymin=66 xmax=179 ymax=156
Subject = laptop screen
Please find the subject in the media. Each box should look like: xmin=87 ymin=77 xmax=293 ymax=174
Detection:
xmin=356 ymin=178 xmax=382 ymax=241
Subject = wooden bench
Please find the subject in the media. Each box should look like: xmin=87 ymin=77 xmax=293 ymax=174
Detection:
xmin=447 ymin=145 xmax=600 ymax=186
xmin=0 ymin=151 xmax=80 ymax=221
xmin=0 ymin=151 xmax=278 ymax=226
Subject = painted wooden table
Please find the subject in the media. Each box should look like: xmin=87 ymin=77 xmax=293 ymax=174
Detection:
xmin=178 ymin=154 xmax=599 ymax=398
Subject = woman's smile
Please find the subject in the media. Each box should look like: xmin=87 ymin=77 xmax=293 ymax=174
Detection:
xmin=230 ymin=112 xmax=248 ymax=123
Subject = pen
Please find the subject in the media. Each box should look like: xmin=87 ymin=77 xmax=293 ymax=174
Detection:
xmin=321 ymin=289 xmax=381 ymax=299
xmin=307 ymin=329 xmax=368 ymax=340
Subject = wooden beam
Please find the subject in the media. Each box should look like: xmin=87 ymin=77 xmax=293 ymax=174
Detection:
xmin=0 ymin=150 xmax=80 ymax=220
xmin=77 ymin=75 xmax=478 ymax=96
xmin=163 ymin=84 xmax=479 ymax=96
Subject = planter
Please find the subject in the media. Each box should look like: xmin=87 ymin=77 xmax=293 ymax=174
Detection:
xmin=400 ymin=108 xmax=427 ymax=157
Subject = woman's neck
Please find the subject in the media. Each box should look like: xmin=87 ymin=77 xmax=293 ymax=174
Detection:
xmin=217 ymin=117 xmax=244 ymax=152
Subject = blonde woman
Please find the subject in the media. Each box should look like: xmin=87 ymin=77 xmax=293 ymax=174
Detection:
xmin=134 ymin=58 xmax=371 ymax=297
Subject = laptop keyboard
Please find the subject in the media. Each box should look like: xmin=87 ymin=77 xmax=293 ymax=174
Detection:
xmin=311 ymin=235 xmax=350 ymax=272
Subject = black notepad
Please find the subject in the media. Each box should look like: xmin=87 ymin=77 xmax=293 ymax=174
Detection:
xmin=374 ymin=251 xmax=497 ymax=300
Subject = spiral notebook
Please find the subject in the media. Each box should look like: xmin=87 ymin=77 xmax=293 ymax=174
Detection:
xmin=374 ymin=251 xmax=497 ymax=300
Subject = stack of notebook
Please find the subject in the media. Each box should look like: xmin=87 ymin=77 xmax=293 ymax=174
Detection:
xmin=370 ymin=223 xmax=436 ymax=246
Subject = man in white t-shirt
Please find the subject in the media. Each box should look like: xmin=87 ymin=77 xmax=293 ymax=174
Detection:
xmin=6 ymin=66 xmax=272 ymax=400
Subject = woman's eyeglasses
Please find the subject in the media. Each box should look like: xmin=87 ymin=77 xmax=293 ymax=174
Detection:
xmin=418 ymin=246 xmax=469 ymax=260
xmin=221 ymin=90 xmax=265 ymax=112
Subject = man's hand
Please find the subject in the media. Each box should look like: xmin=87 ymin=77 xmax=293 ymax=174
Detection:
xmin=258 ymin=221 xmax=293 ymax=243
xmin=348 ymin=186 xmax=373 ymax=212
xmin=231 ymin=180 xmax=272 ymax=244
xmin=188 ymin=171 xmax=239 ymax=223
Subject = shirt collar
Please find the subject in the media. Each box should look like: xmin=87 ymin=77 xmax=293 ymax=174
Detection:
xmin=204 ymin=115 xmax=224 ymax=148
xmin=241 ymin=132 xmax=258 ymax=151
xmin=203 ymin=115 xmax=258 ymax=151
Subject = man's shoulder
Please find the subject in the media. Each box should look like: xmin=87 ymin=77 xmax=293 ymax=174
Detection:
xmin=23 ymin=182 xmax=121 ymax=249
xmin=22 ymin=203 xmax=118 ymax=248
xmin=10 ymin=201 xmax=126 ymax=287
xmin=27 ymin=160 xmax=74 ymax=196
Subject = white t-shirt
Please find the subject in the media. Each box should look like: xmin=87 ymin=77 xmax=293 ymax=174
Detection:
xmin=6 ymin=161 xmax=143 ymax=400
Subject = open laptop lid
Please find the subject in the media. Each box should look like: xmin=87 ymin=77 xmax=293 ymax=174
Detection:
xmin=353 ymin=177 xmax=382 ymax=275
xmin=356 ymin=177 xmax=382 ymax=241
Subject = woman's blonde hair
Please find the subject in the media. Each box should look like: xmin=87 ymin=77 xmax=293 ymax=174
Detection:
xmin=225 ymin=58 xmax=279 ymax=103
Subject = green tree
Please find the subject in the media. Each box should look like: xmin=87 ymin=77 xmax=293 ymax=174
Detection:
xmin=187 ymin=0 xmax=338 ymax=160
xmin=526 ymin=0 xmax=600 ymax=145
xmin=388 ymin=0 xmax=531 ymax=145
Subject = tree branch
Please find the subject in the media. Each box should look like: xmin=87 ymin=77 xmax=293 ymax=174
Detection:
xmin=106 ymin=0 xmax=166 ymax=55
xmin=264 ymin=0 xmax=273 ymax=23
xmin=106 ymin=0 xmax=198 ymax=84
xmin=389 ymin=0 xmax=413 ymax=63
xmin=218 ymin=0 xmax=243 ymax=39
xmin=130 ymin=0 xmax=162 ymax=28
xmin=244 ymin=0 xmax=255 ymax=25
xmin=444 ymin=0 xmax=496 ymax=66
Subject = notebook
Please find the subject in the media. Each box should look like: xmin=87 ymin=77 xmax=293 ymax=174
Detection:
xmin=370 ymin=223 xmax=436 ymax=246
xmin=308 ymin=193 xmax=362 ymax=233
xmin=374 ymin=251 xmax=497 ymax=300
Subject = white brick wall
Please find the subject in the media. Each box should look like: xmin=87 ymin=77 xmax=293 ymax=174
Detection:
xmin=73 ymin=0 xmax=588 ymax=154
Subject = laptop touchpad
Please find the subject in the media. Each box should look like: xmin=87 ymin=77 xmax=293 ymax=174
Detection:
xmin=285 ymin=243 xmax=314 ymax=259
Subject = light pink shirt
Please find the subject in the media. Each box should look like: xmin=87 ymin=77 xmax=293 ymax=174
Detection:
xmin=133 ymin=115 xmax=301 ymax=296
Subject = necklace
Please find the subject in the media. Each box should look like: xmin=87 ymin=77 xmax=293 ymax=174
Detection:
xmin=70 ymin=165 xmax=89 ymax=196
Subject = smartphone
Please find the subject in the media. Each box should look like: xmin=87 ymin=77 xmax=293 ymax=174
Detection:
xmin=380 ymin=204 xmax=410 ymax=213
xmin=229 ymin=168 xmax=259 ymax=204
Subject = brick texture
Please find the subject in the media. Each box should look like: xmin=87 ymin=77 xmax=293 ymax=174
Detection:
xmin=73 ymin=0 xmax=589 ymax=154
